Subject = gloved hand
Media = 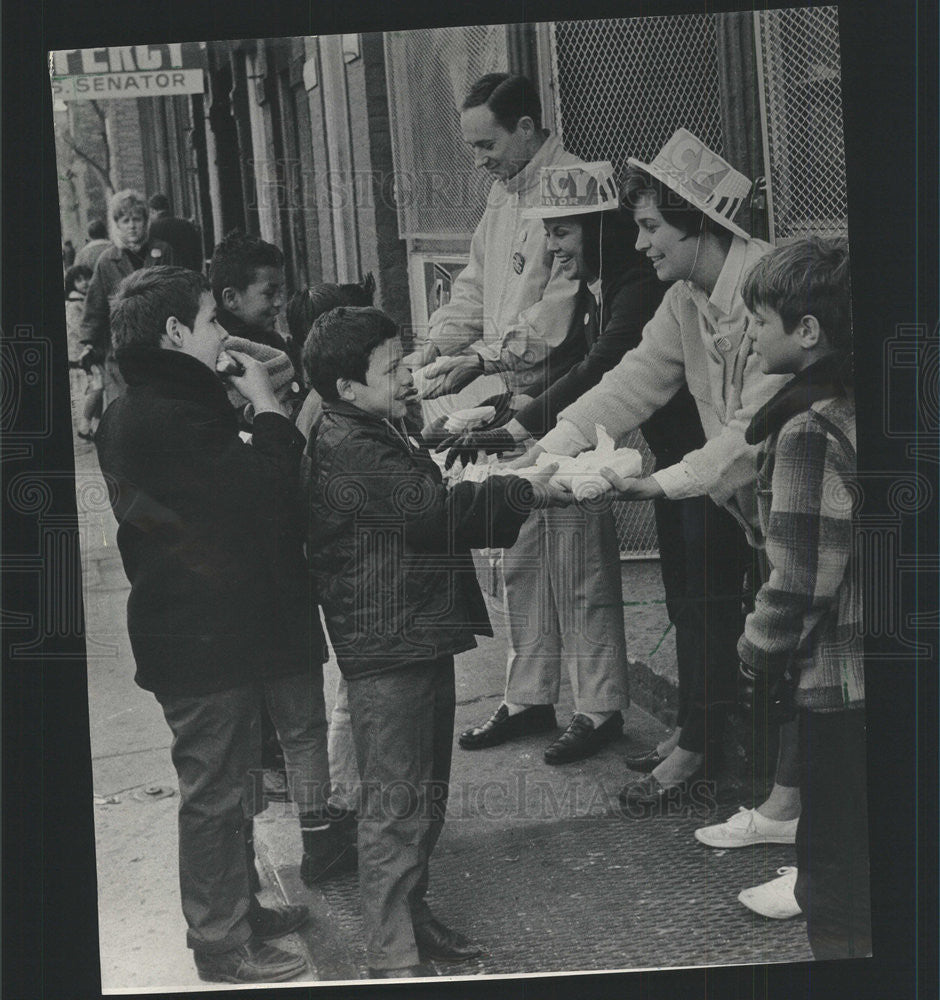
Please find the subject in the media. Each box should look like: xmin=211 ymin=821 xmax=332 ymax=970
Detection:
xmin=737 ymin=661 xmax=797 ymax=724
xmin=437 ymin=426 xmax=518 ymax=470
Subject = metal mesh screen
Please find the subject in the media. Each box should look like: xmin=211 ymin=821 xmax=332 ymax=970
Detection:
xmin=611 ymin=430 xmax=659 ymax=559
xmin=385 ymin=25 xmax=508 ymax=238
xmin=758 ymin=7 xmax=848 ymax=243
xmin=550 ymin=16 xmax=724 ymax=174
xmin=549 ymin=15 xmax=725 ymax=557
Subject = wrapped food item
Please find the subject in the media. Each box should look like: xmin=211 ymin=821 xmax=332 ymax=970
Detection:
xmin=444 ymin=406 xmax=497 ymax=433
xmin=514 ymin=425 xmax=643 ymax=498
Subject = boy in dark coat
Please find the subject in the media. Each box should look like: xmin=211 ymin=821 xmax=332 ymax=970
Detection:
xmin=304 ymin=306 xmax=564 ymax=978
xmin=95 ymin=266 xmax=317 ymax=984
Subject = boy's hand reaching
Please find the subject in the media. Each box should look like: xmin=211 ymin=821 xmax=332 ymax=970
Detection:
xmin=223 ymin=350 xmax=284 ymax=416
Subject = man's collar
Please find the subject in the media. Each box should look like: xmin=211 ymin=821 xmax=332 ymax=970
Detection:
xmin=503 ymin=132 xmax=559 ymax=195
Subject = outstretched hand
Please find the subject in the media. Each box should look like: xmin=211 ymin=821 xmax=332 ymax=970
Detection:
xmin=597 ymin=468 xmax=664 ymax=501
xmin=437 ymin=426 xmax=518 ymax=470
xmin=421 ymin=356 xmax=484 ymax=399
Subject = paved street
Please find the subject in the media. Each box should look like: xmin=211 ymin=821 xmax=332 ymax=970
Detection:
xmin=73 ymin=433 xmax=811 ymax=992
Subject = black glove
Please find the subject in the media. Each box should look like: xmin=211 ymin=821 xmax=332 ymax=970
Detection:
xmin=737 ymin=661 xmax=797 ymax=724
xmin=79 ymin=344 xmax=100 ymax=373
xmin=437 ymin=427 xmax=518 ymax=470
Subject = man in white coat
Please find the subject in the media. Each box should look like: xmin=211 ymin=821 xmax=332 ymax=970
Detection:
xmin=416 ymin=74 xmax=632 ymax=759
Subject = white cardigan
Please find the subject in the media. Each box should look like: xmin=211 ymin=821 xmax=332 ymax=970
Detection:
xmin=539 ymin=236 xmax=791 ymax=538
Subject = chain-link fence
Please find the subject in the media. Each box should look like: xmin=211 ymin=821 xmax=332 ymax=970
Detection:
xmin=757 ymin=6 xmax=847 ymax=243
xmin=385 ymin=25 xmax=508 ymax=239
xmin=549 ymin=16 xmax=725 ymax=556
xmin=550 ymin=15 xmax=724 ymax=177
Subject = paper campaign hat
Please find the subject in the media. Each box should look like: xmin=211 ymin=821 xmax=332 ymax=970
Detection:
xmin=522 ymin=161 xmax=621 ymax=219
xmin=627 ymin=129 xmax=752 ymax=239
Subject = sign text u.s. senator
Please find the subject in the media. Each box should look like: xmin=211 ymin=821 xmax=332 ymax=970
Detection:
xmin=50 ymin=43 xmax=205 ymax=101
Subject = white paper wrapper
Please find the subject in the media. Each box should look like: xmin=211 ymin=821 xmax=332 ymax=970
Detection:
xmin=513 ymin=424 xmax=642 ymax=497
xmin=444 ymin=406 xmax=496 ymax=432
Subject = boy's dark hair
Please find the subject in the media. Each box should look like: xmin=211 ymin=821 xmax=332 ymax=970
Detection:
xmin=742 ymin=236 xmax=852 ymax=350
xmin=64 ymin=264 xmax=93 ymax=295
xmin=209 ymin=229 xmax=284 ymax=301
xmin=462 ymin=73 xmax=542 ymax=131
xmin=621 ymin=166 xmax=733 ymax=253
xmin=148 ymin=192 xmax=171 ymax=214
xmin=286 ymin=274 xmax=376 ymax=347
xmin=303 ymin=306 xmax=398 ymax=401
xmin=110 ymin=266 xmax=210 ymax=352
xmin=88 ymin=219 xmax=108 ymax=240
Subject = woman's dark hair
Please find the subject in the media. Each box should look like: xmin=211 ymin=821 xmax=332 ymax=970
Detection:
xmin=578 ymin=210 xmax=646 ymax=283
xmin=64 ymin=264 xmax=93 ymax=295
xmin=621 ymin=167 xmax=733 ymax=252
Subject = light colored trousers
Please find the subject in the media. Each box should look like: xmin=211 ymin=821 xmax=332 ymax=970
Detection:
xmin=501 ymin=507 xmax=629 ymax=712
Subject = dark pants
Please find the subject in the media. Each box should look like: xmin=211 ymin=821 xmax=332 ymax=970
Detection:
xmin=155 ymin=685 xmax=260 ymax=954
xmin=653 ymin=495 xmax=751 ymax=756
xmin=346 ymin=656 xmax=456 ymax=969
xmin=795 ymin=706 xmax=872 ymax=959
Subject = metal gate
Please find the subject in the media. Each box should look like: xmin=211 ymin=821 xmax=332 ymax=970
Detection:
xmin=756 ymin=6 xmax=848 ymax=244
xmin=385 ymin=25 xmax=508 ymax=239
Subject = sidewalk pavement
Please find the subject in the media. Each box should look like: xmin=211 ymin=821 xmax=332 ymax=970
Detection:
xmin=74 ymin=434 xmax=807 ymax=992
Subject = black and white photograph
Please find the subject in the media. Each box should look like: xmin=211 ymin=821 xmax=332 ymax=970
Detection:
xmin=3 ymin=1 xmax=934 ymax=997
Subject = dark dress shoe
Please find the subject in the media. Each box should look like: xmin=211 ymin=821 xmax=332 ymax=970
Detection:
xmin=368 ymin=964 xmax=439 ymax=978
xmin=543 ymin=711 xmax=623 ymax=765
xmin=414 ymin=918 xmax=484 ymax=962
xmin=458 ymin=703 xmax=556 ymax=750
xmin=623 ymin=745 xmax=669 ymax=773
xmin=194 ymin=938 xmax=307 ymax=983
xmin=617 ymin=770 xmax=716 ymax=818
xmin=248 ymin=903 xmax=309 ymax=941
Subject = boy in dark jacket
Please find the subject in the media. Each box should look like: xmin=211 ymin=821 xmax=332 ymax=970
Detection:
xmin=95 ymin=266 xmax=317 ymax=984
xmin=737 ymin=237 xmax=869 ymax=958
xmin=304 ymin=307 xmax=563 ymax=978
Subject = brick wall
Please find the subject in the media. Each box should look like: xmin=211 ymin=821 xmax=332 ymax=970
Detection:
xmin=346 ymin=33 xmax=411 ymax=329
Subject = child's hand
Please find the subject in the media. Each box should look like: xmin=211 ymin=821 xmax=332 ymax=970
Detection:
xmin=224 ymin=350 xmax=282 ymax=414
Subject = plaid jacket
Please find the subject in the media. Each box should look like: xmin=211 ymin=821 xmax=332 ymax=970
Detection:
xmin=738 ymin=354 xmax=863 ymax=711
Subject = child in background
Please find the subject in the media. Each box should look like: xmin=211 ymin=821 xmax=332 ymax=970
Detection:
xmin=737 ymin=236 xmax=869 ymax=958
xmin=64 ymin=264 xmax=98 ymax=441
xmin=304 ymin=306 xmax=563 ymax=978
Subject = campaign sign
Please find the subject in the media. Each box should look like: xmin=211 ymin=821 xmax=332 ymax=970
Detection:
xmin=50 ymin=43 xmax=206 ymax=101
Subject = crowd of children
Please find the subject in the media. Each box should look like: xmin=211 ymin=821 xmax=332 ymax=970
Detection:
xmin=76 ymin=72 xmax=869 ymax=985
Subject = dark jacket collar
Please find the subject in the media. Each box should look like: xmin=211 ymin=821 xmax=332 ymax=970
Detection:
xmin=320 ymin=399 xmax=414 ymax=443
xmin=746 ymin=352 xmax=853 ymax=445
xmin=115 ymin=346 xmax=236 ymax=421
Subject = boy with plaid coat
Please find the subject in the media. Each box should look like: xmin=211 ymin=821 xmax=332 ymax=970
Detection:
xmin=738 ymin=237 xmax=870 ymax=959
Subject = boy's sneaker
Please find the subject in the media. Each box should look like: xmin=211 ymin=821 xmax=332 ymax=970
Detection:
xmin=694 ymin=806 xmax=798 ymax=848
xmin=737 ymin=867 xmax=802 ymax=919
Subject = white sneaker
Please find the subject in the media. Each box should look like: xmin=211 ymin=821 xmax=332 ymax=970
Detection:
xmin=738 ymin=867 xmax=802 ymax=919
xmin=694 ymin=806 xmax=798 ymax=848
